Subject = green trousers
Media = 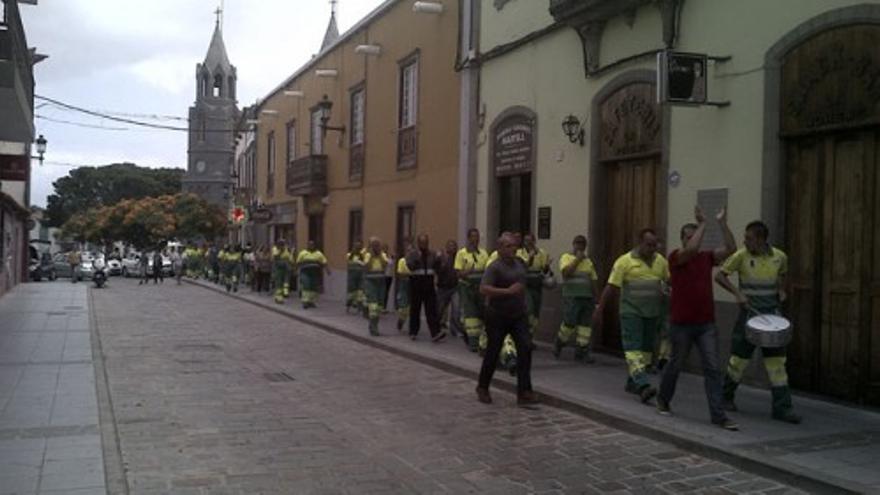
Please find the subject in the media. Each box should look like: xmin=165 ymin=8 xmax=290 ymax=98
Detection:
xmin=365 ymin=276 xmax=386 ymax=335
xmin=272 ymin=261 xmax=290 ymax=303
xmin=300 ymin=268 xmax=319 ymax=305
xmin=621 ymin=315 xmax=660 ymax=390
xmin=723 ymin=308 xmax=794 ymax=417
xmin=459 ymin=282 xmax=485 ymax=351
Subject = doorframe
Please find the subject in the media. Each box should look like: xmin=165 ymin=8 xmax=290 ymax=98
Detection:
xmin=761 ymin=4 xmax=880 ymax=242
xmin=486 ymin=105 xmax=538 ymax=244
xmin=763 ymin=5 xmax=880 ymax=402
xmin=589 ymin=69 xmax=671 ymax=268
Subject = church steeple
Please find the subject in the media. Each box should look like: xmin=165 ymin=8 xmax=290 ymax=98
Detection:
xmin=320 ymin=0 xmax=340 ymax=52
xmin=196 ymin=6 xmax=236 ymax=102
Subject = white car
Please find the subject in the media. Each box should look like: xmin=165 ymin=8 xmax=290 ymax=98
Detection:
xmin=121 ymin=252 xmax=172 ymax=277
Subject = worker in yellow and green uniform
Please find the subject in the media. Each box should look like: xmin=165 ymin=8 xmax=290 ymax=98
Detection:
xmin=364 ymin=237 xmax=389 ymax=336
xmin=518 ymin=233 xmax=551 ymax=337
xmin=296 ymin=240 xmax=330 ymax=309
xmin=555 ymin=235 xmax=600 ymax=363
xmin=395 ymin=243 xmax=413 ymax=331
xmin=346 ymin=240 xmax=367 ymax=315
xmin=595 ymin=228 xmax=669 ymax=404
xmin=271 ymin=239 xmax=293 ymax=304
xmin=227 ymin=245 xmax=243 ymax=293
xmin=715 ymin=221 xmax=801 ymax=424
xmin=218 ymin=245 xmax=231 ymax=290
xmin=455 ymin=228 xmax=490 ymax=353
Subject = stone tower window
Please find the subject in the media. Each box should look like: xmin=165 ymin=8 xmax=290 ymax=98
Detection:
xmin=213 ymin=74 xmax=223 ymax=98
xmin=228 ymin=76 xmax=235 ymax=100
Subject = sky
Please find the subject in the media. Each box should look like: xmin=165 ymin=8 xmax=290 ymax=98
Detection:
xmin=20 ymin=0 xmax=387 ymax=207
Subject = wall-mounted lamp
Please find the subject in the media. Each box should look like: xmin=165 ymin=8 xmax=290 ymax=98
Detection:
xmin=355 ymin=44 xmax=382 ymax=56
xmin=413 ymin=1 xmax=444 ymax=14
xmin=284 ymin=90 xmax=304 ymax=98
xmin=316 ymin=94 xmax=346 ymax=137
xmin=33 ymin=134 xmax=47 ymax=165
xmin=561 ymin=115 xmax=584 ymax=146
xmin=315 ymin=69 xmax=338 ymax=78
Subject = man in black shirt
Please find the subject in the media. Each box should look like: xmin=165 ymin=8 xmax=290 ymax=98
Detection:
xmin=476 ymin=233 xmax=537 ymax=406
xmin=406 ymin=234 xmax=447 ymax=342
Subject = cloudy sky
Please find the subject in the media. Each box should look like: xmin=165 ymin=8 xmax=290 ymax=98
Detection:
xmin=21 ymin=0 xmax=387 ymax=207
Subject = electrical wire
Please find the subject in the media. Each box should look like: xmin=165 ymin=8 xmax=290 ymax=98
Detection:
xmin=36 ymin=114 xmax=129 ymax=131
xmin=35 ymin=95 xmax=237 ymax=133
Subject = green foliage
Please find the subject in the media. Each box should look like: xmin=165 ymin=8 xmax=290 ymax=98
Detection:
xmin=59 ymin=193 xmax=226 ymax=250
xmin=45 ymin=163 xmax=184 ymax=227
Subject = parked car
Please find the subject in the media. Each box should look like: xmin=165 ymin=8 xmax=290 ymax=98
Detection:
xmin=121 ymin=252 xmax=172 ymax=277
xmin=105 ymin=257 xmax=122 ymax=276
xmin=53 ymin=252 xmax=94 ymax=281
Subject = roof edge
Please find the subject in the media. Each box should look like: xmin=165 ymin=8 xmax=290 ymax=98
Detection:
xmin=258 ymin=0 xmax=402 ymax=111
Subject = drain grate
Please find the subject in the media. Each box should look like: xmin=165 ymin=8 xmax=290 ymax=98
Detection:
xmin=174 ymin=344 xmax=222 ymax=352
xmin=263 ymin=372 xmax=296 ymax=383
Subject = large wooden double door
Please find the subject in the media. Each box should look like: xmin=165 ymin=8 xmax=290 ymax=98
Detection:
xmin=783 ymin=25 xmax=880 ymax=404
xmin=596 ymin=81 xmax=664 ymax=351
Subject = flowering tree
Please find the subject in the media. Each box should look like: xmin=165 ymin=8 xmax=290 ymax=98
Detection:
xmin=60 ymin=193 xmax=226 ymax=249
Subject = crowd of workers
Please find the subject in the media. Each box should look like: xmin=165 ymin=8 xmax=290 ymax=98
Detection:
xmin=177 ymin=206 xmax=801 ymax=430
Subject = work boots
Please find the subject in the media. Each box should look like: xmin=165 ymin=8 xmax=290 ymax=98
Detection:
xmin=771 ymin=386 xmax=802 ymax=424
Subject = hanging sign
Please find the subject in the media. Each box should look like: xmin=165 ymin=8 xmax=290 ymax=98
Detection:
xmin=658 ymin=51 xmax=708 ymax=105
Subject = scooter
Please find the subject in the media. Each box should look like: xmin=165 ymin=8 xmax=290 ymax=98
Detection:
xmin=93 ymin=259 xmax=107 ymax=288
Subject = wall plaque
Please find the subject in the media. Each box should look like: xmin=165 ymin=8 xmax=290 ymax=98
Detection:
xmin=493 ymin=114 xmax=534 ymax=177
xmin=537 ymin=206 xmax=552 ymax=240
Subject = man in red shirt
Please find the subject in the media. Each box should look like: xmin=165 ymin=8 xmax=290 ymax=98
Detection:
xmin=657 ymin=206 xmax=738 ymax=430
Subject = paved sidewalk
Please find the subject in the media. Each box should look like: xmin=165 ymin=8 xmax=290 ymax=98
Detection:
xmin=0 ymin=282 xmax=106 ymax=495
xmin=189 ymin=279 xmax=880 ymax=494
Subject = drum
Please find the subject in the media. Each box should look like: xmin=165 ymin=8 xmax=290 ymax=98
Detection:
xmin=745 ymin=313 xmax=792 ymax=348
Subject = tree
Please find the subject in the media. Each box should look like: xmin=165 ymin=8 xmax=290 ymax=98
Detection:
xmin=45 ymin=163 xmax=184 ymax=227
xmin=59 ymin=193 xmax=226 ymax=250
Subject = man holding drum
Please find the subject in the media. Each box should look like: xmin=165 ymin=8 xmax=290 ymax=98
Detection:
xmin=715 ymin=221 xmax=802 ymax=424
xmin=657 ymin=206 xmax=739 ymax=430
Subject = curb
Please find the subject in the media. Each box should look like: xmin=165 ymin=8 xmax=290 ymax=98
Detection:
xmin=186 ymin=279 xmax=864 ymax=494
xmin=87 ymin=287 xmax=130 ymax=495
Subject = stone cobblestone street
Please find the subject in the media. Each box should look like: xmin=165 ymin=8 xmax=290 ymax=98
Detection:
xmin=83 ymin=278 xmax=806 ymax=495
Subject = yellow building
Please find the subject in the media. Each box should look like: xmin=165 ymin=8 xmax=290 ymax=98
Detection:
xmin=475 ymin=0 xmax=880 ymax=405
xmin=253 ymin=0 xmax=461 ymax=298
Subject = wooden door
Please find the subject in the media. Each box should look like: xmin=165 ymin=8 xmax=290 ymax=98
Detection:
xmin=781 ymin=24 xmax=880 ymax=404
xmin=596 ymin=81 xmax=664 ymax=352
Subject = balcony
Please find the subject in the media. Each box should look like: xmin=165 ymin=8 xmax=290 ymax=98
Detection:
xmin=0 ymin=0 xmax=36 ymax=143
xmin=286 ymin=154 xmax=327 ymax=196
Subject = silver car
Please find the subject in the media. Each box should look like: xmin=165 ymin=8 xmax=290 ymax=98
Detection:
xmin=52 ymin=252 xmax=94 ymax=281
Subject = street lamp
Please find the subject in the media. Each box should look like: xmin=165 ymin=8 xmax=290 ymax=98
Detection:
xmin=317 ymin=94 xmax=346 ymax=137
xmin=34 ymin=134 xmax=47 ymax=164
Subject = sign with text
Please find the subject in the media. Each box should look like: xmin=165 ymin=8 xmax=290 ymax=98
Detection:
xmin=493 ymin=114 xmax=534 ymax=177
xmin=0 ymin=154 xmax=29 ymax=181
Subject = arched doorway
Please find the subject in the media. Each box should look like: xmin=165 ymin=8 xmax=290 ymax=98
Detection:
xmin=780 ymin=23 xmax=880 ymax=405
xmin=590 ymin=73 xmax=668 ymax=352
xmin=488 ymin=107 xmax=537 ymax=242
